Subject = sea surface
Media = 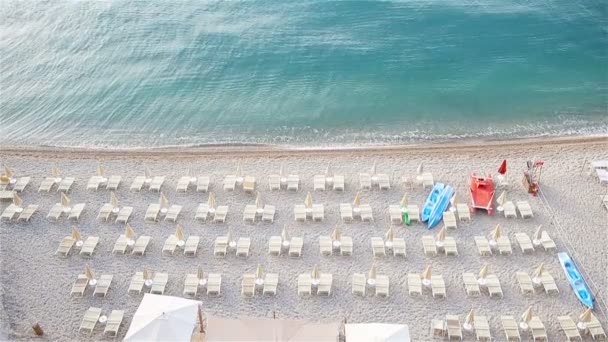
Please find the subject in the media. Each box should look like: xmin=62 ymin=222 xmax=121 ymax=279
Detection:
xmin=0 ymin=0 xmax=606 ymax=148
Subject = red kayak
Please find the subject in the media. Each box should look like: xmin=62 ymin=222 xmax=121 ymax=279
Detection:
xmin=470 ymin=173 xmax=495 ymax=215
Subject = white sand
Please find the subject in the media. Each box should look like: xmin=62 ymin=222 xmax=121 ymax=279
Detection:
xmin=0 ymin=137 xmax=606 ymax=340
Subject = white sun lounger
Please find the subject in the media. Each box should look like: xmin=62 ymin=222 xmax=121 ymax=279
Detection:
xmin=422 ymin=235 xmax=437 ymax=256
xmin=455 ymin=203 xmax=471 ymax=221
xmin=268 ymin=236 xmax=282 ymax=256
xmin=68 ymin=203 xmax=86 ymax=221
xmin=393 ymin=238 xmax=406 ymax=257
xmin=597 ymin=169 xmax=608 ymax=184
xmin=443 ymin=211 xmax=457 ymax=229
xmin=359 ymin=173 xmax=372 ymax=190
xmin=298 ymin=274 xmax=312 ymax=296
xmin=39 ymin=177 xmax=57 ymax=192
xmin=313 ymin=175 xmax=326 ymax=191
xmin=340 ymin=203 xmax=353 ymax=222
xmin=242 ymin=176 xmax=256 ymax=193
xmin=195 ymin=204 xmax=210 ymax=221
xmin=317 ymin=273 xmax=333 ymax=296
xmin=241 ymin=274 xmax=255 ymax=297
xmin=312 ymin=204 xmax=324 ymax=221
xmin=128 ymin=272 xmax=145 ymax=294
xmin=463 ymin=272 xmax=480 ymax=296
xmin=213 ymin=205 xmax=228 ymax=223
xmin=0 ymin=190 xmax=14 ymax=201
xmin=540 ymin=231 xmax=556 ymax=251
xmin=57 ymin=177 xmax=75 ymax=192
xmin=431 ymin=275 xmax=446 ymax=298
xmin=183 ymin=274 xmax=199 ymax=297
xmin=319 ymin=236 xmax=332 ymax=256
xmin=514 ymin=233 xmax=534 ymax=253
xmin=184 ymin=236 xmax=200 ymax=257
xmin=269 ymin=174 xmax=281 ymax=190
xmin=516 ymin=272 xmax=534 ymax=295
xmin=47 ymin=203 xmax=64 ymax=221
xmin=71 ymin=274 xmax=89 ymax=296
xmin=87 ymin=176 xmax=104 ymax=191
xmin=587 ymin=313 xmax=606 ymax=340
xmin=446 ymin=315 xmax=462 ymax=341
xmin=223 ymin=175 xmax=237 ymax=191
xmin=145 ymin=203 xmax=161 ymax=222
xmin=263 ymin=273 xmax=278 ymax=296
xmin=371 ymin=237 xmax=386 ymax=257
xmin=13 ymin=177 xmax=31 ymax=192
xmin=497 ymin=236 xmax=513 ymax=255
xmin=80 ymin=236 xmax=99 ymax=257
xmin=130 ymin=176 xmax=146 ymax=191
xmin=243 ymin=204 xmax=257 ymax=223
xmin=289 ymin=237 xmax=303 ymax=257
xmin=377 ymin=174 xmax=390 ymax=190
xmin=389 ymin=205 xmax=403 ymax=224
xmin=375 ymin=275 xmax=389 ymax=296
xmin=407 ymin=204 xmax=421 ymax=222
xmin=106 ymin=176 xmax=122 ymax=190
xmin=294 ymin=205 xmax=306 ymax=222
xmin=443 ymin=237 xmax=458 ymax=256
xmin=557 ymin=316 xmax=582 ymax=341
xmin=540 ymin=272 xmax=559 ymax=295
xmin=486 ymin=274 xmax=503 ymax=298
xmin=196 ymin=176 xmax=210 ymax=192
xmin=475 ymin=315 xmax=492 ymax=342
xmin=474 ymin=236 xmax=492 ymax=256
xmin=79 ymin=307 xmax=102 ymax=335
xmin=262 ymin=205 xmax=276 ymax=223
xmin=176 ymin=176 xmax=191 ymax=192
xmin=150 ymin=272 xmax=168 ymax=295
xmin=407 ymin=273 xmax=422 ymax=296
xmin=162 ymin=235 xmax=179 ymax=255
xmin=333 ymin=175 xmax=345 ymax=191
xmin=1 ymin=204 xmax=18 ymax=221
xmin=131 ymin=236 xmax=151 ymax=255
xmin=18 ymin=205 xmax=38 ymax=222
xmin=115 ymin=206 xmax=133 ymax=224
xmin=207 ymin=273 xmax=222 ymax=296
xmin=501 ymin=315 xmax=521 ymax=342
xmin=236 ymin=237 xmax=251 ymax=257
xmin=214 ymin=236 xmax=228 ymax=257
xmin=503 ymin=201 xmax=517 ymax=218
xmin=56 ymin=237 xmax=75 ymax=256
xmin=164 ymin=205 xmax=182 ymax=222
xmin=112 ymin=235 xmax=129 ymax=254
xmin=97 ymin=203 xmax=114 ymax=221
xmin=104 ymin=310 xmax=125 ymax=337
xmin=149 ymin=176 xmax=165 ymax=192
xmin=529 ymin=317 xmax=547 ymax=342
xmin=340 ymin=236 xmax=353 ymax=256
xmin=352 ymin=273 xmax=366 ymax=296
xmin=516 ymin=201 xmax=533 ymax=218
xmin=360 ymin=204 xmax=373 ymax=222
xmin=93 ymin=274 xmax=113 ymax=297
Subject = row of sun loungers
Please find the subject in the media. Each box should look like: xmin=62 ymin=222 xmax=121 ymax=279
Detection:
xmin=474 ymin=231 xmax=555 ymax=255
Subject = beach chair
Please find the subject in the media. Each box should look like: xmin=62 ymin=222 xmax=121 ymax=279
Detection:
xmin=162 ymin=235 xmax=179 ymax=255
xmin=223 ymin=175 xmax=237 ymax=191
xmin=516 ymin=201 xmax=533 ymax=218
xmin=80 ymin=236 xmax=99 ymax=257
xmin=596 ymin=169 xmax=608 ymax=184
xmin=516 ymin=272 xmax=534 ymax=295
xmin=298 ymin=274 xmax=312 ymax=296
xmin=87 ymin=176 xmax=104 ymax=191
xmin=269 ymin=174 xmax=281 ymax=190
xmin=501 ymin=316 xmax=521 ymax=342
xmin=145 ymin=203 xmax=161 ymax=222
xmin=407 ymin=273 xmax=422 ymax=296
xmin=443 ymin=237 xmax=458 ymax=256
xmin=588 ymin=312 xmax=607 ymax=340
xmin=446 ymin=315 xmax=462 ymax=341
xmin=79 ymin=307 xmax=102 ymax=335
xmin=236 ymin=237 xmax=251 ymax=257
xmin=475 ymin=315 xmax=492 ymax=342
xmin=128 ymin=272 xmax=145 ymax=294
xmin=312 ymin=204 xmax=324 ymax=221
xmin=371 ymin=237 xmax=386 ymax=257
xmin=289 ymin=237 xmax=303 ymax=257
xmin=149 ymin=176 xmax=165 ymax=192
xmin=18 ymin=205 xmax=38 ymax=222
xmin=462 ymin=272 xmax=480 ymax=296
xmin=164 ymin=205 xmax=182 ymax=222
xmin=317 ymin=273 xmax=333 ymax=296
xmin=104 ymin=310 xmax=125 ymax=337
xmin=286 ymin=175 xmax=299 ymax=191
xmin=333 ymin=175 xmax=345 ymax=191
xmin=176 ymin=176 xmax=191 ymax=192
xmin=106 ymin=175 xmax=122 ymax=190
xmin=68 ymin=203 xmax=85 ymax=221
xmin=340 ymin=236 xmax=353 ymax=256
xmin=262 ymin=205 xmax=276 ymax=223
xmin=196 ymin=176 xmax=210 ymax=192
xmin=497 ymin=236 xmax=513 ymax=255
xmin=214 ymin=236 xmax=228 ymax=257
xmin=503 ymin=201 xmax=517 ymax=218
xmin=377 ymin=174 xmax=390 ymax=190
xmin=243 ymin=204 xmax=257 ymax=223
xmin=540 ymin=272 xmax=559 ymax=295
xmin=183 ymin=274 xmax=199 ymax=297
xmin=56 ymin=237 xmax=75 ymax=256
xmin=359 ymin=173 xmax=372 ymax=190
xmin=360 ymin=204 xmax=373 ymax=222
xmin=268 ymin=236 xmax=282 ymax=256
xmin=352 ymin=273 xmax=366 ymax=296
xmin=1 ymin=204 xmax=18 ymax=221
xmin=389 ymin=205 xmax=403 ymax=224
xmin=263 ymin=273 xmax=278 ymax=295
xmin=431 ymin=275 xmax=446 ymax=299
xmin=13 ymin=177 xmax=30 ymax=192
xmin=195 ymin=204 xmax=210 ymax=221
xmin=422 ymin=173 xmax=434 ymax=189
xmin=539 ymin=231 xmax=556 ymax=251
xmin=131 ymin=236 xmax=151 ymax=255
xmin=130 ymin=176 xmax=146 ymax=191
xmin=39 ymin=177 xmax=57 ymax=192
xmin=455 ymin=203 xmax=471 ymax=221
xmin=115 ymin=206 xmax=133 ymax=224
xmin=242 ymin=176 xmax=256 ymax=193
xmin=313 ymin=175 xmax=326 ymax=191
xmin=47 ymin=203 xmax=64 ymax=221
xmin=294 ymin=204 xmax=306 ymax=222
xmin=150 ymin=272 xmax=169 ymax=295
xmin=474 ymin=236 xmax=492 ymax=256
xmin=207 ymin=273 xmax=222 ymax=296
xmin=375 ymin=275 xmax=389 ymax=297
xmin=213 ymin=205 xmax=228 ymax=223
xmin=557 ymin=316 xmax=581 ymax=341
xmin=184 ymin=236 xmax=200 ymax=257
xmin=443 ymin=211 xmax=457 ymax=229
xmin=97 ymin=203 xmax=114 ymax=221
xmin=319 ymin=236 xmax=332 ymax=256
xmin=407 ymin=204 xmax=421 ymax=222
xmin=486 ymin=274 xmax=503 ymax=298
xmin=241 ymin=274 xmax=256 ymax=297
xmin=340 ymin=203 xmax=353 ymax=222
xmin=0 ymin=190 xmax=13 ymax=201
xmin=112 ymin=235 xmax=129 ymax=254
xmin=422 ymin=235 xmax=437 ymax=256
xmin=57 ymin=177 xmax=75 ymax=192
xmin=393 ymin=238 xmax=406 ymax=257
xmin=514 ymin=233 xmax=534 ymax=253
xmin=529 ymin=317 xmax=547 ymax=341
xmin=93 ymin=274 xmax=113 ymax=297
xmin=431 ymin=319 xmax=447 ymax=338
xmin=71 ymin=274 xmax=89 ymax=296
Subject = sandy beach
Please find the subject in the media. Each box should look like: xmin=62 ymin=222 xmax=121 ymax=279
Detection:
xmin=0 ymin=136 xmax=606 ymax=341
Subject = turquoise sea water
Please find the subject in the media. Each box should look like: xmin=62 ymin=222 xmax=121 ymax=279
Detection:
xmin=0 ymin=0 xmax=606 ymax=148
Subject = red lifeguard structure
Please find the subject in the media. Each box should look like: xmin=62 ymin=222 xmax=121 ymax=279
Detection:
xmin=470 ymin=172 xmax=495 ymax=215
xmin=522 ymin=160 xmax=544 ymax=196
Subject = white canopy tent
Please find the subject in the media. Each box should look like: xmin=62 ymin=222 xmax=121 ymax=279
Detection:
xmin=205 ymin=317 xmax=338 ymax=341
xmin=345 ymin=323 xmax=410 ymax=342
xmin=123 ymin=294 xmax=201 ymax=342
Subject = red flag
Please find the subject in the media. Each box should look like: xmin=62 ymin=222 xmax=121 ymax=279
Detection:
xmin=498 ymin=160 xmax=507 ymax=175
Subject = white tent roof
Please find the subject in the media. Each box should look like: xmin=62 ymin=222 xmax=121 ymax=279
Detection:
xmin=345 ymin=323 xmax=410 ymax=342
xmin=205 ymin=317 xmax=338 ymax=341
xmin=123 ymin=294 xmax=200 ymax=342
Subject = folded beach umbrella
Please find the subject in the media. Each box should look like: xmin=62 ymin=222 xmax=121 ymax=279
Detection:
xmin=13 ymin=193 xmax=22 ymax=207
xmin=521 ymin=306 xmax=533 ymax=323
xmin=143 ymin=267 xmax=152 ymax=280
xmin=175 ymin=224 xmax=184 ymax=241
xmin=464 ymin=309 xmax=475 ymax=327
xmin=236 ymin=162 xmax=243 ymax=177
xmin=144 ymin=165 xmax=152 ymax=179
xmin=325 ymin=163 xmax=332 ymax=177
xmin=255 ymin=192 xmax=262 ymax=208
xmin=311 ymin=264 xmax=320 ymax=280
xmin=84 ymin=264 xmax=95 ymax=280
xmin=125 ymin=223 xmax=136 ymax=240
xmin=110 ymin=191 xmax=119 ymax=208
xmin=370 ymin=161 xmax=377 ymax=175
xmin=496 ymin=191 xmax=507 ymax=206
xmin=532 ymin=263 xmax=544 ymax=279
xmin=3 ymin=166 xmax=13 ymax=179
xmin=368 ymin=263 xmax=377 ymax=280
xmin=436 ymin=227 xmax=446 ymax=242
xmin=399 ymin=193 xmax=408 ymax=207
xmin=255 ymin=265 xmax=264 ymax=280
xmin=304 ymin=192 xmax=313 ymax=209
xmin=226 ymin=228 xmax=232 ymax=243
xmin=197 ymin=265 xmax=204 ymax=280
xmin=52 ymin=166 xmax=61 ymax=179
xmin=71 ymin=227 xmax=82 ymax=241
xmin=385 ymin=226 xmax=394 ymax=242
xmin=498 ymin=160 xmax=507 ymax=175
xmin=61 ymin=193 xmax=71 ymax=207
xmin=579 ymin=308 xmax=592 ymax=322
xmin=491 ymin=224 xmax=501 ymax=240
xmin=422 ymin=266 xmax=432 ymax=281
xmin=353 ymin=192 xmax=361 ymax=207
xmin=417 ymin=163 xmax=424 ymax=175
xmin=279 ymin=164 xmax=284 ymax=177
xmin=207 ymin=192 xmax=216 ymax=208
xmin=331 ymin=225 xmax=341 ymax=241
xmin=281 ymin=225 xmax=289 ymax=242
xmin=479 ymin=264 xmax=489 ymax=279
xmin=533 ymin=225 xmax=543 ymax=242
xmin=159 ymin=192 xmax=169 ymax=209
xmin=96 ymin=162 xmax=105 ymax=177
xmin=450 ymin=193 xmax=458 ymax=207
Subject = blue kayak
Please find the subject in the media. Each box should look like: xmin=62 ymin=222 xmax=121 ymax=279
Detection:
xmin=427 ymin=185 xmax=454 ymax=229
xmin=558 ymin=252 xmax=593 ymax=309
xmin=421 ymin=183 xmax=444 ymax=222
